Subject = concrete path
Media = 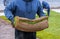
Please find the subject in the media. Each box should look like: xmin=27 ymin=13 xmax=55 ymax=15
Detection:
xmin=52 ymin=9 xmax=60 ymax=13
xmin=0 ymin=18 xmax=15 ymax=39
xmin=0 ymin=10 xmax=5 ymax=16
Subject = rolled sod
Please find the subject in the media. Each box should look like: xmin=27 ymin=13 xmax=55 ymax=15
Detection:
xmin=14 ymin=16 xmax=48 ymax=32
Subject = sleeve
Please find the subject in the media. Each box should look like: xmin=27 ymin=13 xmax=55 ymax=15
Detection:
xmin=3 ymin=0 xmax=6 ymax=6
xmin=4 ymin=1 xmax=16 ymax=22
xmin=37 ymin=1 xmax=46 ymax=17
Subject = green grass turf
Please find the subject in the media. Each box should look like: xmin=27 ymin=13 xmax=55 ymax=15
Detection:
xmin=0 ymin=11 xmax=60 ymax=39
xmin=0 ymin=16 xmax=10 ymax=22
xmin=36 ymin=11 xmax=60 ymax=39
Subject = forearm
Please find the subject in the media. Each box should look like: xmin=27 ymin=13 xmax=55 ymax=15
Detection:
xmin=4 ymin=5 xmax=15 ymax=22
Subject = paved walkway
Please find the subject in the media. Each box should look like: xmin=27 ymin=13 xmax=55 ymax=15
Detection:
xmin=0 ymin=18 xmax=15 ymax=39
xmin=0 ymin=11 xmax=5 ymax=16
xmin=52 ymin=9 xmax=60 ymax=13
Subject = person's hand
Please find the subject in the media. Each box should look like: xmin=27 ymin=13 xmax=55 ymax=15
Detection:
xmin=10 ymin=18 xmax=15 ymax=28
xmin=11 ymin=21 xmax=15 ymax=28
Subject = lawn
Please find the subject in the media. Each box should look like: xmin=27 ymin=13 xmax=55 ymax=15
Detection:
xmin=37 ymin=11 xmax=60 ymax=39
xmin=0 ymin=11 xmax=60 ymax=39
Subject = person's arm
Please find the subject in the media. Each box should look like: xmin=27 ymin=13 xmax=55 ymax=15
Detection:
xmin=36 ymin=1 xmax=48 ymax=30
xmin=33 ymin=1 xmax=48 ymax=22
xmin=3 ymin=0 xmax=6 ymax=6
xmin=47 ymin=6 xmax=50 ymax=16
xmin=42 ymin=1 xmax=50 ymax=16
xmin=37 ymin=1 xmax=45 ymax=17
xmin=4 ymin=1 xmax=16 ymax=27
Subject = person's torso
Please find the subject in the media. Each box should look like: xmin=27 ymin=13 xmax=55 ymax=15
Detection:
xmin=14 ymin=0 xmax=39 ymax=19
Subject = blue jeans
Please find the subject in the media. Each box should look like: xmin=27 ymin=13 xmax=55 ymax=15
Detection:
xmin=15 ymin=29 xmax=36 ymax=39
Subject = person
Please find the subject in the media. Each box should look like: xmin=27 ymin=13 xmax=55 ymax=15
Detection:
xmin=4 ymin=0 xmax=46 ymax=39
xmin=42 ymin=1 xmax=50 ymax=16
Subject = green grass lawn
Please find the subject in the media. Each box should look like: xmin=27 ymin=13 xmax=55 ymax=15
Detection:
xmin=0 ymin=11 xmax=60 ymax=39
xmin=37 ymin=11 xmax=60 ymax=39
